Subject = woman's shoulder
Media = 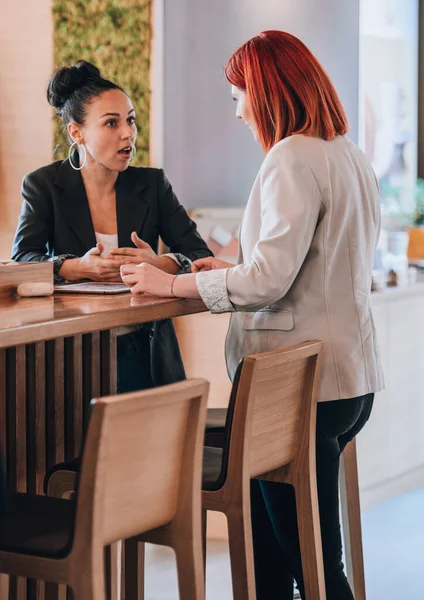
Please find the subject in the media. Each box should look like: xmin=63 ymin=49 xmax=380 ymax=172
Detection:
xmin=264 ymin=135 xmax=354 ymax=181
xmin=261 ymin=135 xmax=321 ymax=173
xmin=269 ymin=133 xmax=342 ymax=158
xmin=23 ymin=159 xmax=64 ymax=186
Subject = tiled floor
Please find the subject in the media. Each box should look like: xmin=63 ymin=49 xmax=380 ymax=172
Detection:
xmin=144 ymin=486 xmax=424 ymax=599
xmin=361 ymin=486 xmax=424 ymax=600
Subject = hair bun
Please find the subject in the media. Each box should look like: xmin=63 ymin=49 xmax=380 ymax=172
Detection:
xmin=47 ymin=61 xmax=101 ymax=110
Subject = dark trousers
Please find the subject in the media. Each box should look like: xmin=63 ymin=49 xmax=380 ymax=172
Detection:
xmin=251 ymin=393 xmax=374 ymax=600
xmin=0 ymin=450 xmax=8 ymax=516
xmin=116 ymin=322 xmax=186 ymax=394
xmin=117 ymin=328 xmax=154 ymax=393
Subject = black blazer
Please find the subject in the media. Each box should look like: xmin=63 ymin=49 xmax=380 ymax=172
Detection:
xmin=12 ymin=157 xmax=213 ymax=386
xmin=12 ymin=156 xmax=212 ymax=263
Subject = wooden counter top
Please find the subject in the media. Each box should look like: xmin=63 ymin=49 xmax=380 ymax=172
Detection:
xmin=2 ymin=277 xmax=424 ymax=349
xmin=0 ymin=292 xmax=207 ymax=348
xmin=371 ymin=280 xmax=424 ymax=304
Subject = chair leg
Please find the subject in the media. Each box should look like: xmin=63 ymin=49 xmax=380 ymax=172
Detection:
xmin=104 ymin=543 xmax=121 ymax=600
xmin=340 ymin=439 xmax=366 ymax=600
xmin=174 ymin=530 xmax=205 ymax=600
xmin=123 ymin=538 xmax=145 ymax=600
xmin=293 ymin=474 xmax=326 ymax=600
xmin=226 ymin=502 xmax=256 ymax=600
xmin=201 ymin=509 xmax=207 ymax=575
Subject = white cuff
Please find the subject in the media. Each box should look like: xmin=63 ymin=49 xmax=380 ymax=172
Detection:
xmin=196 ymin=269 xmax=235 ymax=313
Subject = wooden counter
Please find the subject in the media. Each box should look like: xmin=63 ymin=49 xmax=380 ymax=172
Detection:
xmin=0 ymin=292 xmax=206 ymax=349
xmin=0 ymin=292 xmax=206 ymax=600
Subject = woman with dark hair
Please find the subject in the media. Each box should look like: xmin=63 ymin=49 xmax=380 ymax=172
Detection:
xmin=12 ymin=60 xmax=212 ymax=392
xmin=121 ymin=31 xmax=384 ymax=599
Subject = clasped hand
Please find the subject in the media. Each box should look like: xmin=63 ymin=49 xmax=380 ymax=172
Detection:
xmin=121 ymin=255 xmax=233 ymax=296
xmin=78 ymin=232 xmax=162 ymax=282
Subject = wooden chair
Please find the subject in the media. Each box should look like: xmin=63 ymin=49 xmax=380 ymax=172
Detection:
xmin=206 ymin=384 xmax=367 ymax=600
xmin=123 ymin=342 xmax=325 ymax=600
xmin=0 ymin=379 xmax=209 ymax=600
xmin=201 ymin=341 xmax=325 ymax=600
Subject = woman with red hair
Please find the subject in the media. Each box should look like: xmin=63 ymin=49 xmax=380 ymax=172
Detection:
xmin=122 ymin=30 xmax=384 ymax=599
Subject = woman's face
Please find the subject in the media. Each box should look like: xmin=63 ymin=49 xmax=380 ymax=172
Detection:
xmin=231 ymin=85 xmax=258 ymax=141
xmin=68 ymin=89 xmax=137 ymax=172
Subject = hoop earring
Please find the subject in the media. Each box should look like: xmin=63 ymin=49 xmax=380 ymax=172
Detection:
xmin=130 ymin=145 xmax=136 ymax=161
xmin=68 ymin=142 xmax=87 ymax=170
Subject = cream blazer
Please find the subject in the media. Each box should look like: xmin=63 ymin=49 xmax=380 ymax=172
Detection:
xmin=197 ymin=134 xmax=384 ymax=402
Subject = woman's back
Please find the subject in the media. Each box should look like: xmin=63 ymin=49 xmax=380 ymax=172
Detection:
xmin=226 ymin=134 xmax=384 ymax=402
xmin=277 ymin=134 xmax=380 ymax=310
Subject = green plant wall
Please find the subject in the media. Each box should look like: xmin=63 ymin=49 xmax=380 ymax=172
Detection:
xmin=52 ymin=0 xmax=151 ymax=166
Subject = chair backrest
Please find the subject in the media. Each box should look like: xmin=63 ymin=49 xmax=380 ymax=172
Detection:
xmin=72 ymin=379 xmax=209 ymax=546
xmin=226 ymin=341 xmax=322 ymax=479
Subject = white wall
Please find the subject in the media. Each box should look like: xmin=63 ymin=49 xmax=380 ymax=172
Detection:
xmin=162 ymin=0 xmax=360 ymax=209
xmin=0 ymin=0 xmax=53 ymax=258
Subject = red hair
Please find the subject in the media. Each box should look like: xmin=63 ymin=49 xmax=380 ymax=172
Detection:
xmin=225 ymin=30 xmax=348 ymax=152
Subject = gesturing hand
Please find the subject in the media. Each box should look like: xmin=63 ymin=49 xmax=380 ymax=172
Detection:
xmin=108 ymin=232 xmax=161 ymax=267
xmin=78 ymin=243 xmax=123 ymax=281
xmin=191 ymin=257 xmax=234 ymax=272
xmin=121 ymin=262 xmax=174 ymax=296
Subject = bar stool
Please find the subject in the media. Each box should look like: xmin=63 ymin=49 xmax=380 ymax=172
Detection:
xmin=46 ymin=345 xmax=367 ymax=600
xmin=0 ymin=379 xmax=209 ymax=600
xmin=206 ymin=403 xmax=367 ymax=599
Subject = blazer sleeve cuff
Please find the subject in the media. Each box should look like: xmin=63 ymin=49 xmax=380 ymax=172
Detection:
xmin=162 ymin=252 xmax=193 ymax=274
xmin=50 ymin=254 xmax=78 ymax=284
xmin=196 ymin=269 xmax=235 ymax=313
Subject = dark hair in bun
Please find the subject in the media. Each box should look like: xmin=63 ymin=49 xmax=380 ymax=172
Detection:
xmin=47 ymin=60 xmax=124 ymax=126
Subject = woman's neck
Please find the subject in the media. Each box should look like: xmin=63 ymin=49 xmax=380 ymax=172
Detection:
xmin=80 ymin=162 xmax=118 ymax=199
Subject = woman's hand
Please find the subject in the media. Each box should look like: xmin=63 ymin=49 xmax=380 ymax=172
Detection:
xmin=191 ymin=257 xmax=234 ymax=272
xmin=109 ymin=232 xmax=179 ymax=274
xmin=109 ymin=232 xmax=161 ymax=266
xmin=60 ymin=243 xmax=123 ymax=282
xmin=121 ymin=262 xmax=174 ymax=296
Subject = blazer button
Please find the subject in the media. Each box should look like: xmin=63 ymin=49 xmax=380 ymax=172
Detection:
xmin=149 ymin=328 xmax=154 ymax=339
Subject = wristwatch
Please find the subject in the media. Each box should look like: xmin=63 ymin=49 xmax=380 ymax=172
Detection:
xmin=49 ymin=254 xmax=77 ymax=284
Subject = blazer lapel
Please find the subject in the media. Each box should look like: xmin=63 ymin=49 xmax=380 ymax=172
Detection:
xmin=54 ymin=155 xmax=96 ymax=251
xmin=115 ymin=170 xmax=148 ymax=247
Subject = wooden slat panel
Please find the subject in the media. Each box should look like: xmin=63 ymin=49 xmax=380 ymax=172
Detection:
xmin=6 ymin=345 xmax=26 ymax=493
xmin=26 ymin=342 xmax=47 ymax=600
xmin=43 ymin=339 xmax=65 ymax=600
xmin=46 ymin=339 xmax=65 ymax=470
xmin=100 ymin=330 xmax=117 ymax=396
xmin=0 ymin=349 xmax=6 ymax=460
xmin=83 ymin=333 xmax=101 ymax=427
xmin=8 ymin=577 xmax=27 ymax=600
xmin=101 ymin=330 xmax=118 ymax=600
xmin=26 ymin=579 xmax=45 ymax=600
xmin=26 ymin=342 xmax=46 ymax=495
xmin=6 ymin=346 xmax=27 ymax=599
xmin=64 ymin=336 xmax=83 ymax=460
